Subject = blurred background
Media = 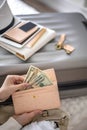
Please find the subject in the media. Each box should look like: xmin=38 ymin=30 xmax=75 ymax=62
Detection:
xmin=7 ymin=0 xmax=87 ymax=18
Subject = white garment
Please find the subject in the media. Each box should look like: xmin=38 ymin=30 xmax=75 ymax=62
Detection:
xmin=0 ymin=117 xmax=22 ymax=130
xmin=22 ymin=120 xmax=60 ymax=130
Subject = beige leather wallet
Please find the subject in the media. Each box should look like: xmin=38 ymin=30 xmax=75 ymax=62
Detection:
xmin=12 ymin=69 xmax=60 ymax=114
xmin=3 ymin=22 xmax=38 ymax=43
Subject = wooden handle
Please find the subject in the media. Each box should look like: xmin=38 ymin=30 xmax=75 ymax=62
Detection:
xmin=27 ymin=28 xmax=46 ymax=48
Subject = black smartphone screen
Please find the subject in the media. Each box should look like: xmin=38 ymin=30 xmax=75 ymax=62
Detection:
xmin=19 ymin=22 xmax=37 ymax=32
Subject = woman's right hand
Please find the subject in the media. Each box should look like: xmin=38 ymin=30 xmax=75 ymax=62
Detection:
xmin=0 ymin=75 xmax=29 ymax=101
xmin=13 ymin=110 xmax=42 ymax=126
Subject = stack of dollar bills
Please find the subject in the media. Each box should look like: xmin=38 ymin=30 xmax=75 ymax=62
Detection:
xmin=24 ymin=65 xmax=53 ymax=89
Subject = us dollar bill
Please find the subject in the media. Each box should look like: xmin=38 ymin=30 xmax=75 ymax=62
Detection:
xmin=25 ymin=65 xmax=53 ymax=89
xmin=32 ymin=71 xmax=52 ymax=88
xmin=24 ymin=65 xmax=39 ymax=83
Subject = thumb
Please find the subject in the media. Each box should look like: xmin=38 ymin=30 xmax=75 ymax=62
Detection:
xmin=15 ymin=83 xmax=29 ymax=91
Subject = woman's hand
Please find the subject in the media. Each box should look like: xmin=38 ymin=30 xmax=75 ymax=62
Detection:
xmin=0 ymin=75 xmax=29 ymax=101
xmin=13 ymin=110 xmax=42 ymax=126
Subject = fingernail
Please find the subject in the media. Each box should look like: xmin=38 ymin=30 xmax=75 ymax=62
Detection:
xmin=38 ymin=110 xmax=43 ymax=114
xmin=25 ymin=83 xmax=29 ymax=87
xmin=23 ymin=83 xmax=29 ymax=89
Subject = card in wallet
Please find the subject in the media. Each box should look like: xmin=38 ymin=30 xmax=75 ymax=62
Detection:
xmin=12 ymin=69 xmax=60 ymax=114
xmin=3 ymin=22 xmax=39 ymax=43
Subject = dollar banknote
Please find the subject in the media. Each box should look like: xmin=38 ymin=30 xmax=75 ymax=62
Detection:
xmin=24 ymin=65 xmax=53 ymax=89
xmin=25 ymin=65 xmax=39 ymax=83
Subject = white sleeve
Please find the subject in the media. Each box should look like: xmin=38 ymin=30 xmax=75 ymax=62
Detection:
xmin=0 ymin=117 xmax=22 ymax=130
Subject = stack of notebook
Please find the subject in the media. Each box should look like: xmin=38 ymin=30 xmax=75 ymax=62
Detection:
xmin=0 ymin=19 xmax=56 ymax=60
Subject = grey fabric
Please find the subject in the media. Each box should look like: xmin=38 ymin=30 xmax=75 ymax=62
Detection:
xmin=0 ymin=13 xmax=87 ymax=97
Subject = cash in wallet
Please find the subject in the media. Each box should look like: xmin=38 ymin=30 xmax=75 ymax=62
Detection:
xmin=24 ymin=65 xmax=53 ymax=89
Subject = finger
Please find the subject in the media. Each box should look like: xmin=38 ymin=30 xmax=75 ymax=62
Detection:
xmin=6 ymin=75 xmax=24 ymax=84
xmin=27 ymin=110 xmax=42 ymax=119
xmin=14 ymin=75 xmax=24 ymax=82
xmin=15 ymin=83 xmax=29 ymax=91
xmin=13 ymin=110 xmax=42 ymax=126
